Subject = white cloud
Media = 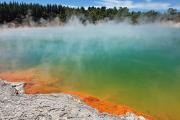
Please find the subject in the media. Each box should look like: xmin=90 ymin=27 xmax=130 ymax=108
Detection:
xmin=96 ymin=0 xmax=179 ymax=10
xmin=145 ymin=0 xmax=152 ymax=2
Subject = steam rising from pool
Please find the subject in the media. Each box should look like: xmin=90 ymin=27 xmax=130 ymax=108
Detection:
xmin=0 ymin=23 xmax=180 ymax=120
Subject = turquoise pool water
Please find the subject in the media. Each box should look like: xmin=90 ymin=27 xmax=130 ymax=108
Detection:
xmin=0 ymin=24 xmax=180 ymax=119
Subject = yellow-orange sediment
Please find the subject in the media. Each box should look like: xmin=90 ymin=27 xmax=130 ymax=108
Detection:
xmin=0 ymin=69 xmax=63 ymax=94
xmin=0 ymin=70 xmax=154 ymax=120
xmin=66 ymin=91 xmax=154 ymax=120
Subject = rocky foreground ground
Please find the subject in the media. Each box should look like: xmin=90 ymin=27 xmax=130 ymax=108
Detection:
xmin=0 ymin=80 xmax=146 ymax=120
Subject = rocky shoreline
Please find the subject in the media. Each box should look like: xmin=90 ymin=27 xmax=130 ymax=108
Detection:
xmin=0 ymin=80 xmax=146 ymax=120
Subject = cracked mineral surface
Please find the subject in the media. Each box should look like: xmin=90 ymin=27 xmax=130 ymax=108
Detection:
xmin=0 ymin=80 xmax=146 ymax=120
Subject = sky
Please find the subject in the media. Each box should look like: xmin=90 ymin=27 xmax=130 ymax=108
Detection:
xmin=1 ymin=0 xmax=180 ymax=10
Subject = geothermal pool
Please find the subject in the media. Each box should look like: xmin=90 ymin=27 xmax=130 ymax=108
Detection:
xmin=0 ymin=24 xmax=180 ymax=120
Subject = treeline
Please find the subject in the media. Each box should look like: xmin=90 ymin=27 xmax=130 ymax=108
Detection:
xmin=0 ymin=2 xmax=180 ymax=26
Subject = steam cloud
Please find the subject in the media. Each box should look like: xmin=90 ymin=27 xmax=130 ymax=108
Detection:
xmin=0 ymin=21 xmax=179 ymax=72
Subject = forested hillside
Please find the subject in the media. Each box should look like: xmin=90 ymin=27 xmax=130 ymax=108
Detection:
xmin=0 ymin=2 xmax=180 ymax=26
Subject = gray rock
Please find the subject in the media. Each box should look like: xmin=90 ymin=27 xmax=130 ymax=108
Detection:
xmin=0 ymin=80 xmax=146 ymax=120
xmin=4 ymin=81 xmax=25 ymax=94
